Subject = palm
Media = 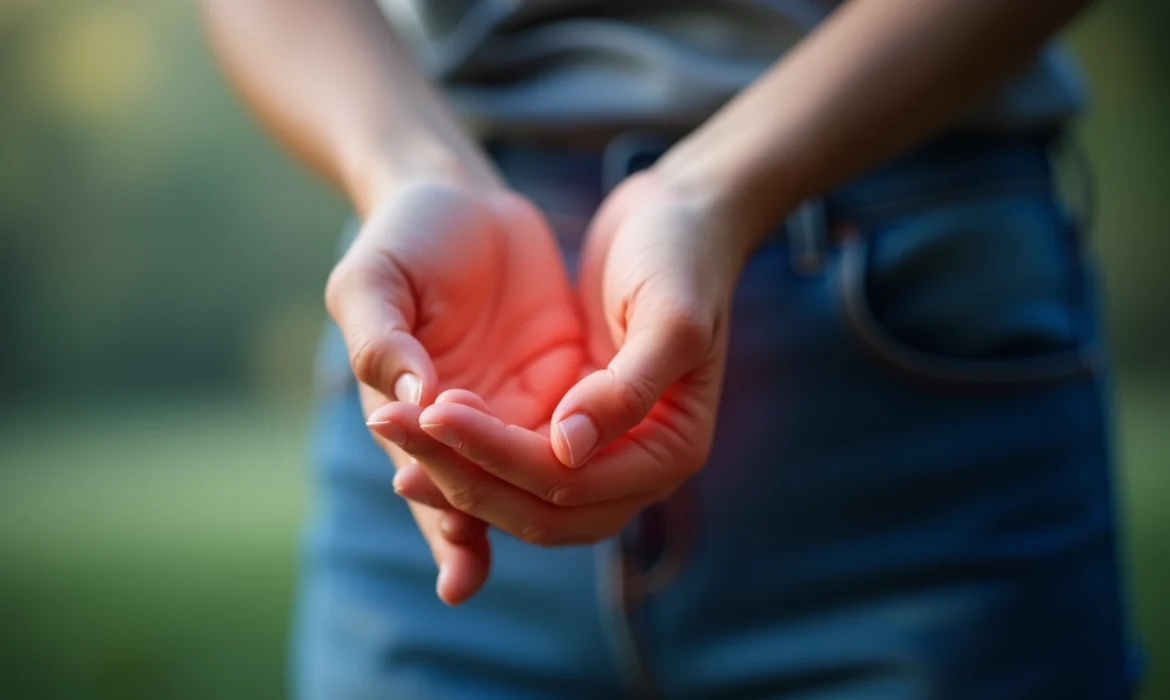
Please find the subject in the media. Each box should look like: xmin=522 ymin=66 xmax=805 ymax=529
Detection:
xmin=357 ymin=182 xmax=583 ymax=427
xmin=333 ymin=181 xmax=586 ymax=605
xmin=369 ymin=173 xmax=745 ymax=565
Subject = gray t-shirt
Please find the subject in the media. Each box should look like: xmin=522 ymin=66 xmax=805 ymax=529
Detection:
xmin=376 ymin=0 xmax=1085 ymax=138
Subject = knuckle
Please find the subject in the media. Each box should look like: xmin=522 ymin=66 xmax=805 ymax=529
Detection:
xmin=323 ymin=262 xmax=361 ymax=319
xmin=518 ymin=512 xmax=577 ymax=547
xmin=615 ymin=372 xmax=659 ymax=421
xmin=545 ymin=484 xmax=575 ymax=506
xmin=661 ymin=305 xmax=712 ymax=355
xmin=323 ymin=268 xmax=345 ymax=318
xmin=469 ymin=449 xmax=503 ymax=477
xmin=350 ymin=335 xmax=392 ymax=388
xmin=518 ymin=521 xmax=553 ymax=546
xmin=395 ymin=434 xmax=432 ymax=458
xmin=446 ymin=484 xmax=481 ymax=513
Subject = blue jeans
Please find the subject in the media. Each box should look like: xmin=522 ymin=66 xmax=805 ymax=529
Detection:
xmin=294 ymin=130 xmax=1137 ymax=699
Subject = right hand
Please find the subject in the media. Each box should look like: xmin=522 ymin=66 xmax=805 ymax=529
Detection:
xmin=327 ymin=180 xmax=584 ymax=604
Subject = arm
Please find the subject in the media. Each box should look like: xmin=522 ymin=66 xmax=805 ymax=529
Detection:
xmin=390 ymin=0 xmax=1098 ymax=531
xmin=656 ymin=0 xmax=1091 ymax=256
xmin=543 ymin=0 xmax=1095 ymax=467
xmin=202 ymin=0 xmax=509 ymax=604
xmin=201 ymin=0 xmax=500 ymax=216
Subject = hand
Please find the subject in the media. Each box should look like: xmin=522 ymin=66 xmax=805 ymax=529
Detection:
xmin=389 ymin=169 xmax=752 ymax=545
xmin=328 ymin=180 xmax=584 ymax=603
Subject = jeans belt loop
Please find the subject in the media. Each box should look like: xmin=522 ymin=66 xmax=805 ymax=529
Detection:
xmin=601 ymin=132 xmax=678 ymax=194
xmin=787 ymin=197 xmax=829 ymax=275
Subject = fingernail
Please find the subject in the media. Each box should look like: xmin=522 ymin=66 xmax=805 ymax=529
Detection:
xmin=436 ymin=566 xmax=451 ymax=602
xmin=367 ymin=415 xmax=406 ymax=446
xmin=556 ymin=413 xmax=599 ymax=467
xmin=439 ymin=513 xmax=457 ymax=537
xmin=394 ymin=372 xmax=422 ymax=405
xmin=422 ymin=423 xmax=461 ymax=449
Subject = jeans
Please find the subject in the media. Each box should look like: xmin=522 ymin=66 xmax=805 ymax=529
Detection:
xmin=293 ymin=129 xmax=1137 ymax=699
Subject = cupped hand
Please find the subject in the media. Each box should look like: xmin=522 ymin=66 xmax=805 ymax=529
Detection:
xmin=328 ymin=180 xmax=584 ymax=603
xmin=388 ymin=169 xmax=753 ymax=548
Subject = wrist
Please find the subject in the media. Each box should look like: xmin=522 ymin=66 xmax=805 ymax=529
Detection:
xmin=650 ymin=144 xmax=801 ymax=265
xmin=340 ymin=134 xmax=504 ymax=218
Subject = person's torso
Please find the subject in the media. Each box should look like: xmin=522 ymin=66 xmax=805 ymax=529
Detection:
xmin=375 ymin=0 xmax=1087 ymax=138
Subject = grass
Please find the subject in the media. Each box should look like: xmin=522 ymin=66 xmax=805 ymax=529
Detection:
xmin=0 ymin=384 xmax=1166 ymax=699
xmin=0 ymin=399 xmax=309 ymax=700
xmin=1116 ymin=381 xmax=1170 ymax=699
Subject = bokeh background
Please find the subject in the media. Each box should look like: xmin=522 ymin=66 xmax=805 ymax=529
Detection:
xmin=1 ymin=1 xmax=1166 ymax=698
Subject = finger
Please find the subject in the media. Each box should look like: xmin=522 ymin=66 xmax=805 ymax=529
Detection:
xmin=419 ymin=401 xmax=675 ymax=506
xmin=326 ymin=262 xmax=438 ymax=405
xmin=409 ymin=502 xmax=491 ymax=605
xmin=439 ymin=510 xmax=489 ymax=544
xmin=435 ymin=389 xmax=491 ymax=412
xmin=388 ymin=454 xmax=489 ymax=546
xmin=373 ymin=402 xmax=643 ymax=546
xmin=550 ymin=308 xmax=712 ymax=467
xmin=437 ymin=535 xmax=491 ymax=605
xmin=363 ymin=389 xmax=489 ymax=561
xmin=576 ymin=203 xmax=619 ymax=368
xmin=363 ymin=386 xmax=460 ymax=513
xmin=391 ymin=459 xmax=452 ymax=510
xmin=366 ymin=397 xmax=455 ymax=511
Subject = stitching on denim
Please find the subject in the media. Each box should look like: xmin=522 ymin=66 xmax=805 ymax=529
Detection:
xmin=836 ymin=232 xmax=1099 ymax=385
xmin=594 ymin=541 xmax=661 ymax=698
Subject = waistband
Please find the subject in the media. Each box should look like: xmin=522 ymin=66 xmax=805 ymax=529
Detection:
xmin=485 ymin=126 xmax=1072 ymax=256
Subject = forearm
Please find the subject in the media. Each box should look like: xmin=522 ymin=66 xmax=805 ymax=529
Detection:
xmin=655 ymin=0 xmax=1090 ymax=251
xmin=201 ymin=0 xmax=500 ymax=216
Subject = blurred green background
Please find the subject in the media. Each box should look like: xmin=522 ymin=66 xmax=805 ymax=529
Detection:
xmin=0 ymin=1 xmax=1166 ymax=698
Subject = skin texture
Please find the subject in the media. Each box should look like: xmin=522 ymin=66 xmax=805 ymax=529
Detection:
xmin=373 ymin=170 xmax=737 ymax=528
xmin=204 ymin=0 xmax=515 ymax=604
xmin=329 ymin=182 xmax=584 ymax=604
xmin=204 ymin=0 xmax=1090 ymax=604
xmin=369 ymin=170 xmax=737 ymax=550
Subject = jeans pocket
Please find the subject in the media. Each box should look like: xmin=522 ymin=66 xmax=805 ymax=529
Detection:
xmin=831 ymin=182 xmax=1101 ymax=386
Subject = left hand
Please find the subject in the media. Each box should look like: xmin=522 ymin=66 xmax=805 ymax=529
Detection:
xmin=384 ymin=169 xmax=756 ymax=545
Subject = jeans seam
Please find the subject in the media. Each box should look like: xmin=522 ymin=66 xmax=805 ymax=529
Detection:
xmin=594 ymin=541 xmax=661 ymax=699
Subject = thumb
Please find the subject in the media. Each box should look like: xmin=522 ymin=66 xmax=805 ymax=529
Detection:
xmin=325 ymin=262 xmax=438 ymax=405
xmin=550 ymin=303 xmax=712 ymax=467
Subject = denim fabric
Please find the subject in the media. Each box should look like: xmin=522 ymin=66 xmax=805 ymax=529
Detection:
xmin=293 ymin=131 xmax=1136 ymax=699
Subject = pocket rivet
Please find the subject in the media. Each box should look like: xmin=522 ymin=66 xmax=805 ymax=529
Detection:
xmin=788 ymin=199 xmax=829 ymax=276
